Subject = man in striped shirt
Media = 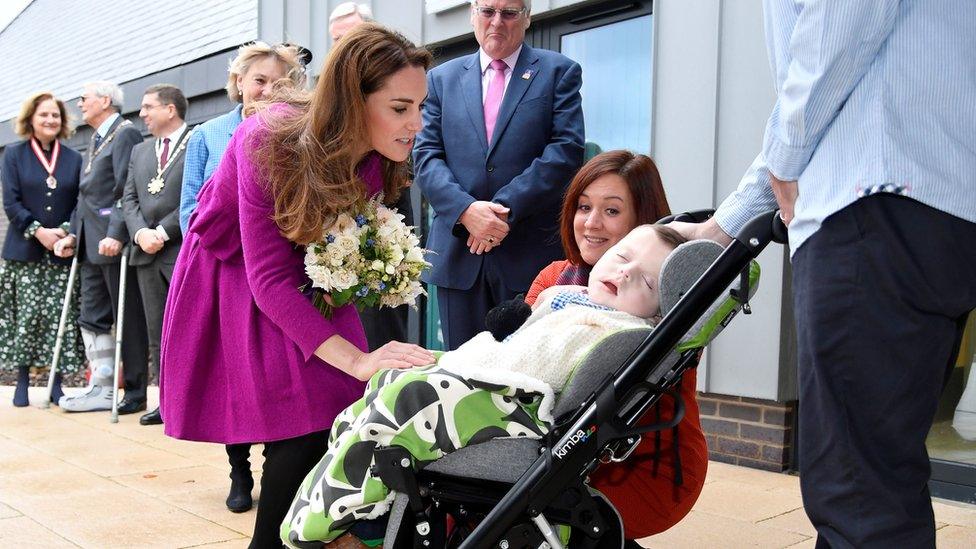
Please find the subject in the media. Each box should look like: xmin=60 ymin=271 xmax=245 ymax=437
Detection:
xmin=675 ymin=1 xmax=976 ymax=546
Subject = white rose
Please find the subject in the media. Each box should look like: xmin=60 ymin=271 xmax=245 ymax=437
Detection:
xmin=333 ymin=213 xmax=355 ymax=233
xmin=376 ymin=207 xmax=394 ymax=224
xmin=307 ymin=266 xmax=334 ymax=290
xmin=331 ymin=270 xmax=358 ymax=290
xmin=405 ymin=247 xmax=425 ymax=264
xmin=371 ymin=260 xmax=385 ymax=272
xmin=336 ymin=234 xmax=359 ymax=254
xmin=388 ymin=246 xmax=404 ymax=266
xmin=326 ymin=245 xmax=346 ymax=266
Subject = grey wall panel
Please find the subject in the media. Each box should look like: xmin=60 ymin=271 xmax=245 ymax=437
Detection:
xmin=652 ymin=0 xmax=792 ymax=401
xmin=707 ymin=0 xmax=795 ymax=401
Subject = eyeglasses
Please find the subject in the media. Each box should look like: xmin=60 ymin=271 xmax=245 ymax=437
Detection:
xmin=473 ymin=5 xmax=527 ymax=21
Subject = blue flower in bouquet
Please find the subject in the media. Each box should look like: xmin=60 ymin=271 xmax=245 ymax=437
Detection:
xmin=355 ymin=214 xmax=367 ymax=227
xmin=326 ymin=234 xmax=335 ymax=244
xmin=356 ymin=286 xmax=369 ymax=298
xmin=366 ymin=238 xmax=375 ymax=247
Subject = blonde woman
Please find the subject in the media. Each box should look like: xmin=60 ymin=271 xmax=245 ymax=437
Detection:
xmin=1 ymin=92 xmax=85 ymax=406
xmin=178 ymin=41 xmax=308 ymax=233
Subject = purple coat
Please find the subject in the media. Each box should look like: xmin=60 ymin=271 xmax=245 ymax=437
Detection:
xmin=160 ymin=112 xmax=378 ymax=444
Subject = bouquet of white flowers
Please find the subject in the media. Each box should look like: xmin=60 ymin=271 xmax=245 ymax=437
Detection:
xmin=303 ymin=196 xmax=428 ymax=318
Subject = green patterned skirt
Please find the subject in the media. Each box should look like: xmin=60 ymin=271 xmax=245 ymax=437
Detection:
xmin=0 ymin=258 xmax=85 ymax=373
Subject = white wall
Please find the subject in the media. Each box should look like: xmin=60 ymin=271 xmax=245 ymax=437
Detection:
xmin=652 ymin=0 xmax=794 ymax=401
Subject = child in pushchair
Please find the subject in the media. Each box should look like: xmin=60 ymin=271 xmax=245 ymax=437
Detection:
xmin=283 ymin=213 xmax=772 ymax=548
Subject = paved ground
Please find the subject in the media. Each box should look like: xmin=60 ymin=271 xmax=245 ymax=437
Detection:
xmin=2 ymin=386 xmax=975 ymax=548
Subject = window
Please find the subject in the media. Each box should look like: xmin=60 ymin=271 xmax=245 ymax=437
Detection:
xmin=561 ymin=14 xmax=653 ymax=156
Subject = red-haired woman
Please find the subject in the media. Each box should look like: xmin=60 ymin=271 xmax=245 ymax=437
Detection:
xmin=526 ymin=150 xmax=707 ymax=544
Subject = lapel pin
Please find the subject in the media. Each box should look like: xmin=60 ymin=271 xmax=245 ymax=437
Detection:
xmin=521 ymin=69 xmax=534 ymax=80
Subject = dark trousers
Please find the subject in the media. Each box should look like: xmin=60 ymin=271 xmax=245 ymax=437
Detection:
xmin=437 ymin=260 xmax=522 ymax=350
xmin=226 ymin=442 xmax=253 ymax=479
xmin=135 ymin=261 xmax=174 ymax=381
xmin=359 ymin=305 xmax=409 ymax=351
xmin=792 ymin=194 xmax=976 ymax=548
xmin=359 ymin=190 xmax=413 ymax=352
xmin=249 ymin=430 xmax=329 ymax=549
xmin=78 ymin=260 xmax=150 ymax=399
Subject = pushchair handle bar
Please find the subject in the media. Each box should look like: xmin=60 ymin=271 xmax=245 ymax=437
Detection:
xmin=459 ymin=209 xmax=784 ymax=549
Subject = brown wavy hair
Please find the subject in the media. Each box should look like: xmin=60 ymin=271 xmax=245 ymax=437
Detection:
xmin=249 ymin=23 xmax=432 ymax=245
xmin=560 ymin=150 xmax=671 ymax=265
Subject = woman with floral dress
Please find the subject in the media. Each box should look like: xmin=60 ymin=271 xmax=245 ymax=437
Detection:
xmin=1 ymin=92 xmax=85 ymax=406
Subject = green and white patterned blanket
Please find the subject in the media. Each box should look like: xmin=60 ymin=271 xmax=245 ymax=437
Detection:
xmin=282 ymin=294 xmax=649 ymax=546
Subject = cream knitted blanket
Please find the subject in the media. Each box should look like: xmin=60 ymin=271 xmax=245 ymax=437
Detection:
xmin=437 ymin=292 xmax=651 ymax=422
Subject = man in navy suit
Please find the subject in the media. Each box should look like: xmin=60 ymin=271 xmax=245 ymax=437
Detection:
xmin=414 ymin=0 xmax=584 ymax=350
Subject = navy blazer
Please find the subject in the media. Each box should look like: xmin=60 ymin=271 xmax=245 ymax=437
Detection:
xmin=414 ymin=44 xmax=585 ymax=292
xmin=1 ymin=139 xmax=83 ymax=265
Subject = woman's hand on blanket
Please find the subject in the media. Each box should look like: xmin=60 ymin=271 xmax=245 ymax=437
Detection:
xmin=350 ymin=341 xmax=436 ymax=380
xmin=316 ymin=336 xmax=434 ymax=381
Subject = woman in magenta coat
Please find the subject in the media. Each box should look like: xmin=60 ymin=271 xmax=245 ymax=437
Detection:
xmin=159 ymin=24 xmax=434 ymax=547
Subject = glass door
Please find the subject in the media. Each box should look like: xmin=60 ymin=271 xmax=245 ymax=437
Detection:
xmin=560 ymin=13 xmax=654 ymax=156
xmin=420 ymin=0 xmax=655 ymax=349
xmin=927 ymin=312 xmax=976 ymax=502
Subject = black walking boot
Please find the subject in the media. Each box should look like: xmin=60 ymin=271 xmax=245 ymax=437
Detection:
xmin=49 ymin=372 xmax=64 ymax=405
xmin=225 ymin=471 xmax=254 ymax=513
xmin=225 ymin=443 xmax=254 ymax=513
xmin=13 ymin=366 xmax=29 ymax=407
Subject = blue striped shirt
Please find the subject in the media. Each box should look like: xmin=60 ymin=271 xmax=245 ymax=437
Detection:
xmin=179 ymin=105 xmax=243 ymax=233
xmin=714 ymin=0 xmax=976 ymax=255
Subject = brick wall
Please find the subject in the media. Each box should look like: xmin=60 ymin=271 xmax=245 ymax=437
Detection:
xmin=698 ymin=392 xmax=796 ymax=472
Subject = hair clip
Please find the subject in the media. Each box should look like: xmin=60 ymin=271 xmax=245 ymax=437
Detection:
xmin=279 ymin=42 xmax=314 ymax=67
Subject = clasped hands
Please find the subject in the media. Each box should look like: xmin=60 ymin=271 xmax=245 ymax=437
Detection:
xmin=460 ymin=201 xmax=510 ymax=255
xmin=35 ymin=227 xmax=67 ymax=252
xmin=135 ymin=229 xmax=165 ymax=255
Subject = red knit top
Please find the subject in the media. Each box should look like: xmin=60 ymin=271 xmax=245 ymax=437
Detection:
xmin=526 ymin=260 xmax=708 ymax=539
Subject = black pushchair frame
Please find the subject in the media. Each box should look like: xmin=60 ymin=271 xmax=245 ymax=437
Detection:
xmin=375 ymin=210 xmax=787 ymax=548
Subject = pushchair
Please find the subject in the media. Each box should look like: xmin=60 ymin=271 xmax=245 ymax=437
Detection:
xmin=370 ymin=209 xmax=786 ymax=548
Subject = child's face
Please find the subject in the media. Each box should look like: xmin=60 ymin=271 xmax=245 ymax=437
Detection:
xmin=587 ymin=227 xmax=670 ymax=318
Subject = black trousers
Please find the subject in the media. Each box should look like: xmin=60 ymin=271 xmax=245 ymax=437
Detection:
xmin=792 ymin=194 xmax=976 ymax=548
xmin=249 ymin=430 xmax=329 ymax=549
xmin=437 ymin=260 xmax=522 ymax=351
xmin=359 ymin=190 xmax=412 ymax=352
xmin=78 ymin=260 xmax=150 ymax=399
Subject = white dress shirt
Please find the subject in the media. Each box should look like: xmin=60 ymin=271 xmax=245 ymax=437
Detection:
xmin=479 ymin=45 xmax=523 ymax=104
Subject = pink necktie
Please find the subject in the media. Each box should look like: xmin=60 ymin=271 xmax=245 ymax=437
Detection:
xmin=484 ymin=59 xmax=508 ymax=142
xmin=160 ymin=137 xmax=171 ymax=169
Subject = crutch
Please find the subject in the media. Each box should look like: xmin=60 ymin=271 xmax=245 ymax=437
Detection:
xmin=110 ymin=251 xmax=128 ymax=424
xmin=42 ymin=254 xmax=80 ymax=409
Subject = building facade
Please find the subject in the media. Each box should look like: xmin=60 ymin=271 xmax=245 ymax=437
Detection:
xmin=1 ymin=0 xmax=973 ymax=499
